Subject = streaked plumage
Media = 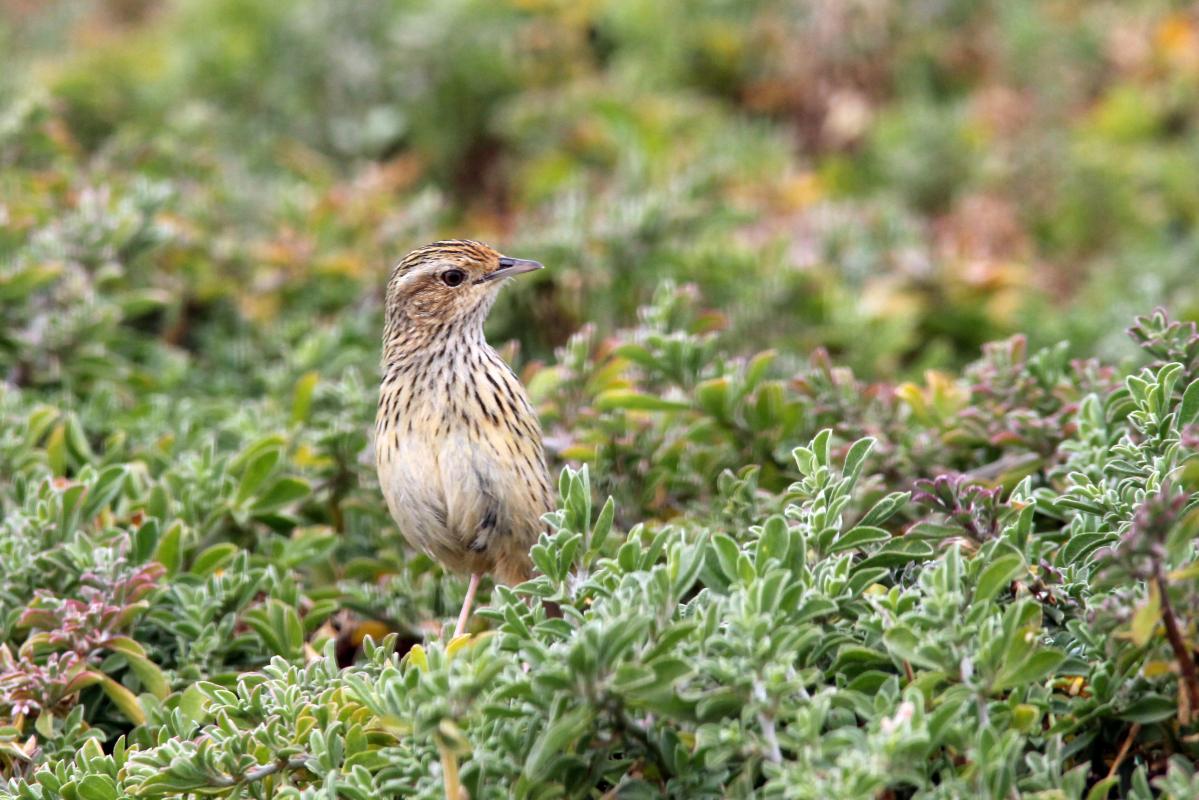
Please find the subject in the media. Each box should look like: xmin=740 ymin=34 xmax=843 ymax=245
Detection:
xmin=375 ymin=240 xmax=553 ymax=633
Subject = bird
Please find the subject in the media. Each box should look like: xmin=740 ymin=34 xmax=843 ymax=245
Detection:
xmin=375 ymin=239 xmax=555 ymax=638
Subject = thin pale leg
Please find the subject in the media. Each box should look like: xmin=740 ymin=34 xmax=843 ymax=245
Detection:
xmin=453 ymin=573 xmax=482 ymax=638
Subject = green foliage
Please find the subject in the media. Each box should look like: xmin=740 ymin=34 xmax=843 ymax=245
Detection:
xmin=4 ymin=292 xmax=1199 ymax=795
xmin=4 ymin=0 xmax=1199 ymax=796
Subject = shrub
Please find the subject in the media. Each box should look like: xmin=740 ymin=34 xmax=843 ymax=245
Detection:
xmin=5 ymin=1 xmax=1199 ymax=795
xmin=3 ymin=297 xmax=1199 ymax=796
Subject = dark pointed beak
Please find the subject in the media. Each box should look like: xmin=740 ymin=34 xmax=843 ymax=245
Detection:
xmin=476 ymin=256 xmax=543 ymax=284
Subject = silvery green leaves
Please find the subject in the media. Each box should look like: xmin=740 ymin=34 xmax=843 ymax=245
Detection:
xmin=785 ymin=431 xmax=909 ymax=561
xmin=1127 ymin=308 xmax=1199 ymax=377
xmin=548 ymin=284 xmax=807 ymax=519
xmin=526 ymin=464 xmax=618 ymax=602
xmin=8 ymin=292 xmax=1199 ymax=797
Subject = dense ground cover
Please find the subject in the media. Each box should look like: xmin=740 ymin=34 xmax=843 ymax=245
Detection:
xmin=3 ymin=1 xmax=1199 ymax=797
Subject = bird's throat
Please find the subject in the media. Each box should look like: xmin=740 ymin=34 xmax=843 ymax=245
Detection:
xmin=381 ymin=311 xmax=487 ymax=372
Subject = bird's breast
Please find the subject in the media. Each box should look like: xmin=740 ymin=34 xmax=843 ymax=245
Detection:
xmin=375 ymin=350 xmax=554 ymax=583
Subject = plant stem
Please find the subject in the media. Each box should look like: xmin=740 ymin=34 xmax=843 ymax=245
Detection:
xmin=1105 ymin=722 xmax=1141 ymax=781
xmin=1155 ymin=571 xmax=1199 ymax=724
xmin=211 ymin=755 xmax=311 ymax=787
xmin=438 ymin=739 xmax=463 ymax=800
xmin=753 ymin=679 xmax=782 ymax=764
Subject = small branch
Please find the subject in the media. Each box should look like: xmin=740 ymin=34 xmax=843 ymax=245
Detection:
xmin=757 ymin=711 xmax=783 ymax=764
xmin=753 ymin=680 xmax=782 ymax=764
xmin=1155 ymin=571 xmax=1199 ymax=724
xmin=211 ymin=755 xmax=311 ymax=787
xmin=1105 ymin=722 xmax=1141 ymax=781
xmin=438 ymin=739 xmax=464 ymax=800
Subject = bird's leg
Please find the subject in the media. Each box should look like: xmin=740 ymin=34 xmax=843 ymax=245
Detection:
xmin=453 ymin=573 xmax=482 ymax=638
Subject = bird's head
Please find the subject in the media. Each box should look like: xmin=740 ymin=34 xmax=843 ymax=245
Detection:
xmin=384 ymin=239 xmax=543 ymax=335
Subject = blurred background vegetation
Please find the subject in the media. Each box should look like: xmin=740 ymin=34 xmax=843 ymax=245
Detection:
xmin=5 ymin=0 xmax=1199 ymax=388
xmin=6 ymin=3 xmax=1199 ymax=794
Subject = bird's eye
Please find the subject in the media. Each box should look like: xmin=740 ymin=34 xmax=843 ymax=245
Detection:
xmin=441 ymin=269 xmax=466 ymax=287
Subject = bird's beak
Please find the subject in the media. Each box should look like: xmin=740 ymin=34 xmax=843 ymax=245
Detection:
xmin=476 ymin=256 xmax=544 ymax=284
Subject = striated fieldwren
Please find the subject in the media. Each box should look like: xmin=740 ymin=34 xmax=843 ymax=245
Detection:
xmin=375 ymin=240 xmax=554 ymax=637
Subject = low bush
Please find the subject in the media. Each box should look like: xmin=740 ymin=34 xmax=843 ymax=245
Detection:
xmin=5 ymin=2 xmax=1199 ymax=796
xmin=2 ymin=296 xmax=1199 ymax=797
